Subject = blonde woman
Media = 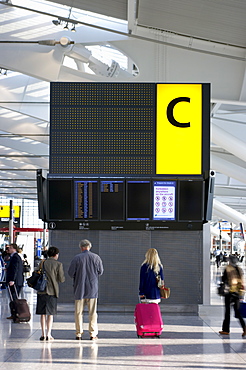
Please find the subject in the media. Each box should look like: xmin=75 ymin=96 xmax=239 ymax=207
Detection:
xmin=139 ymin=248 xmax=164 ymax=303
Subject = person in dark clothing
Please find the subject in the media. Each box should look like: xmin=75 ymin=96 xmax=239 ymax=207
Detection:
xmin=139 ymin=248 xmax=164 ymax=303
xmin=214 ymin=247 xmax=221 ymax=268
xmin=219 ymin=255 xmax=246 ymax=337
xmin=6 ymin=243 xmax=24 ymax=319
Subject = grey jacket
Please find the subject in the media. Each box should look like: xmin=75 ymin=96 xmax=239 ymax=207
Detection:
xmin=68 ymin=250 xmax=103 ymax=300
xmin=39 ymin=257 xmax=65 ymax=298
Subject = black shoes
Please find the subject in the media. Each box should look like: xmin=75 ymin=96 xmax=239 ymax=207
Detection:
xmin=75 ymin=336 xmax=98 ymax=340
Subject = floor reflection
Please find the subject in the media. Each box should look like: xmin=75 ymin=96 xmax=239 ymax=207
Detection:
xmin=135 ymin=344 xmax=164 ymax=356
xmin=0 ymin=261 xmax=246 ymax=370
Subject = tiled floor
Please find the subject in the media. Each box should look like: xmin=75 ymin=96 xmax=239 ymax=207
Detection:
xmin=0 ymin=262 xmax=246 ymax=370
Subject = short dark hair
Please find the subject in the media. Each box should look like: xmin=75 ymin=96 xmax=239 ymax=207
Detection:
xmin=9 ymin=243 xmax=18 ymax=250
xmin=47 ymin=246 xmax=59 ymax=257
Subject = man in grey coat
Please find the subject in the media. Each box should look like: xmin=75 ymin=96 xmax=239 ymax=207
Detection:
xmin=68 ymin=239 xmax=103 ymax=340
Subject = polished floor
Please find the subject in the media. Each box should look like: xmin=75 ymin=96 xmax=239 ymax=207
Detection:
xmin=0 ymin=262 xmax=246 ymax=370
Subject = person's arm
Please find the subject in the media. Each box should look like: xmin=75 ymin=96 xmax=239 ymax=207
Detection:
xmin=8 ymin=255 xmax=18 ymax=285
xmin=97 ymin=257 xmax=104 ymax=276
xmin=160 ymin=266 xmax=164 ymax=282
xmin=139 ymin=265 xmax=146 ymax=296
xmin=58 ymin=262 xmax=65 ymax=283
xmin=68 ymin=258 xmax=76 ymax=278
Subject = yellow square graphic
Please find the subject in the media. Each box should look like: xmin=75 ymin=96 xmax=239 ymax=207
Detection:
xmin=156 ymin=84 xmax=202 ymax=175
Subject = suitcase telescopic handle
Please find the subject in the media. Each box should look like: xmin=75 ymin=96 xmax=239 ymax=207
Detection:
xmin=7 ymin=283 xmax=19 ymax=301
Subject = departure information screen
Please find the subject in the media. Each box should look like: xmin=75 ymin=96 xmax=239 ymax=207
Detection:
xmin=50 ymin=82 xmax=156 ymax=175
xmin=74 ymin=180 xmax=98 ymax=220
xmin=100 ymin=180 xmax=124 ymax=220
xmin=46 ymin=176 xmax=205 ymax=229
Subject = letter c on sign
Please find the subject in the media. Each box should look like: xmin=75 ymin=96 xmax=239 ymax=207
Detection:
xmin=167 ymin=97 xmax=190 ymax=128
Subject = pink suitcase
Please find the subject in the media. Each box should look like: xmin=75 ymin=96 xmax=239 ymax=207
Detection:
xmin=134 ymin=303 xmax=164 ymax=338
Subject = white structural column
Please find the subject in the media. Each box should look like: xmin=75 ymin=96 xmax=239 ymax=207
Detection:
xmin=211 ymin=123 xmax=246 ymax=163
xmin=213 ymin=199 xmax=246 ymax=225
xmin=211 ymin=155 xmax=246 ymax=185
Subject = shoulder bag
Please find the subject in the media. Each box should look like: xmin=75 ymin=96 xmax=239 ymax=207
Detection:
xmin=156 ymin=275 xmax=171 ymax=299
xmin=27 ymin=260 xmax=47 ymax=292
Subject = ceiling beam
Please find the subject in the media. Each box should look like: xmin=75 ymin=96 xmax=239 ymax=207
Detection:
xmin=1 ymin=1 xmax=246 ymax=61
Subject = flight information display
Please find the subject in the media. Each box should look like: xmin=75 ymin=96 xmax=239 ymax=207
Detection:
xmin=100 ymin=180 xmax=124 ymax=220
xmin=74 ymin=180 xmax=98 ymax=220
xmin=48 ymin=179 xmax=72 ymax=220
xmin=50 ymin=82 xmax=156 ymax=175
xmin=45 ymin=176 xmax=206 ymax=229
xmin=46 ymin=82 xmax=210 ymax=230
xmin=153 ymin=181 xmax=176 ymax=220
xmin=126 ymin=180 xmax=151 ymax=220
xmin=179 ymin=180 xmax=204 ymax=221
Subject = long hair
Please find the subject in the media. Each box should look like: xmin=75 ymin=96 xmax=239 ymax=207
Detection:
xmin=142 ymin=248 xmax=162 ymax=274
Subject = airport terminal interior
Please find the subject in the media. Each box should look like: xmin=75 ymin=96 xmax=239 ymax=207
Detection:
xmin=0 ymin=260 xmax=246 ymax=370
xmin=1 ymin=0 xmax=246 ymax=369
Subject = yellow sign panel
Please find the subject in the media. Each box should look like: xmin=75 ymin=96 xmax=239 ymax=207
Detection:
xmin=0 ymin=206 xmax=20 ymax=218
xmin=156 ymin=84 xmax=202 ymax=175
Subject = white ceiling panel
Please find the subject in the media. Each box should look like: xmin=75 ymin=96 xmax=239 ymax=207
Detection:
xmin=0 ymin=0 xmax=245 ymax=222
xmin=137 ymin=0 xmax=246 ymax=47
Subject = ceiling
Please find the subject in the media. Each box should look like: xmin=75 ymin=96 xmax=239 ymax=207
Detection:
xmin=0 ymin=0 xmax=246 ymax=225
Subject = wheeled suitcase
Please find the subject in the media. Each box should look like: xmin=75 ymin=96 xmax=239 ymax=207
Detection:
xmin=134 ymin=303 xmax=163 ymax=338
xmin=7 ymin=284 xmax=31 ymax=323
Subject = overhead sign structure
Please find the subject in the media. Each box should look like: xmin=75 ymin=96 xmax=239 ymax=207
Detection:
xmin=0 ymin=205 xmax=20 ymax=219
xmin=44 ymin=82 xmax=211 ymax=230
xmin=156 ymin=83 xmax=205 ymax=175
xmin=50 ymin=82 xmax=210 ymax=177
xmin=0 ymin=205 xmax=21 ymax=227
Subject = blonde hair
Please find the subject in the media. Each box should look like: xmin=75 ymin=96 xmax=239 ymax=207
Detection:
xmin=142 ymin=248 xmax=162 ymax=274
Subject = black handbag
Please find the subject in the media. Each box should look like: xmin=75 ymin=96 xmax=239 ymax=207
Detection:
xmin=26 ymin=270 xmax=40 ymax=288
xmin=33 ymin=270 xmax=47 ymax=292
xmin=26 ymin=261 xmax=47 ymax=291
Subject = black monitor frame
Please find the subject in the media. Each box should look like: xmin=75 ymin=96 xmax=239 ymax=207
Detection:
xmin=47 ymin=178 xmax=73 ymax=221
xmin=45 ymin=175 xmax=205 ymax=230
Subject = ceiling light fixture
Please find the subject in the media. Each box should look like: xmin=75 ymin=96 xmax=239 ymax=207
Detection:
xmin=52 ymin=19 xmax=61 ymax=26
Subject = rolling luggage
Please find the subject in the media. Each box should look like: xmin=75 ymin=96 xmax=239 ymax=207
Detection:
xmin=134 ymin=302 xmax=163 ymax=338
xmin=8 ymin=284 xmax=31 ymax=323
